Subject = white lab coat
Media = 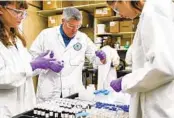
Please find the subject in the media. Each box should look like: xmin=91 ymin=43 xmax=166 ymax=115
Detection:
xmin=30 ymin=26 xmax=100 ymax=103
xmin=0 ymin=39 xmax=36 ymax=117
xmin=97 ymin=46 xmax=120 ymax=90
xmin=125 ymin=44 xmax=132 ymax=66
xmin=121 ymin=1 xmax=174 ymax=118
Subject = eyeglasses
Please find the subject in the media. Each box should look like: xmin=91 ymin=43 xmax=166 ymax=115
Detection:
xmin=66 ymin=22 xmax=81 ymax=30
xmin=5 ymin=6 xmax=27 ymax=19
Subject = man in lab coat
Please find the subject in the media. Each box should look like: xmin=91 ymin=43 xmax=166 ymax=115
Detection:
xmin=30 ymin=7 xmax=106 ymax=103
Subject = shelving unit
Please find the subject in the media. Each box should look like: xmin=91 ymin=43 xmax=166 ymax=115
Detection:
xmin=95 ymin=16 xmax=122 ymax=22
xmin=37 ymin=2 xmax=107 ymax=17
xmin=94 ymin=14 xmax=137 ymax=49
xmin=96 ymin=32 xmax=135 ymax=36
xmin=37 ymin=1 xmax=139 ymax=52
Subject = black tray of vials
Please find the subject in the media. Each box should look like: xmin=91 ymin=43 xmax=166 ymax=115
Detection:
xmin=13 ymin=93 xmax=79 ymax=118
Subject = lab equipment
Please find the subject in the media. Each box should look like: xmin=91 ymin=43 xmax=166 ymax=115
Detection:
xmin=14 ymin=93 xmax=130 ymax=118
xmin=32 ymin=98 xmax=93 ymax=118
xmin=85 ymin=102 xmax=129 ymax=118
xmin=124 ymin=41 xmax=130 ymax=50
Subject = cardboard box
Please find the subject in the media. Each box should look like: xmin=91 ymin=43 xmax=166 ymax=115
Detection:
xmin=72 ymin=1 xmax=89 ymax=6
xmin=89 ymin=0 xmax=95 ymax=4
xmin=95 ymin=0 xmax=106 ymax=4
xmin=28 ymin=1 xmax=42 ymax=8
xmin=122 ymin=34 xmax=134 ymax=39
xmin=95 ymin=7 xmax=114 ymax=18
xmin=43 ymin=1 xmax=62 ymax=10
xmin=120 ymin=21 xmax=133 ymax=32
xmin=110 ymin=21 xmax=119 ymax=33
xmin=48 ymin=15 xmax=62 ymax=27
xmin=62 ymin=1 xmax=73 ymax=7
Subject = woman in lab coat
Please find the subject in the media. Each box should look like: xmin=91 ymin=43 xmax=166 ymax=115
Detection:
xmin=0 ymin=1 xmax=63 ymax=117
xmin=107 ymin=0 xmax=174 ymax=118
xmin=97 ymin=38 xmax=120 ymax=90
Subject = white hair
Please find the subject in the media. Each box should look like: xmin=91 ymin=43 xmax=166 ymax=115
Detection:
xmin=62 ymin=7 xmax=82 ymax=21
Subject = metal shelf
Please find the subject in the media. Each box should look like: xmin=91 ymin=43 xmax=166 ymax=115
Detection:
xmin=37 ymin=3 xmax=107 ymax=17
xmin=96 ymin=32 xmax=135 ymax=36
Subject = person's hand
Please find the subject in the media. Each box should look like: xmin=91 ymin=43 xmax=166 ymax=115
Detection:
xmin=95 ymin=50 xmax=106 ymax=64
xmin=30 ymin=50 xmax=56 ymax=71
xmin=49 ymin=61 xmax=64 ymax=73
xmin=110 ymin=78 xmax=122 ymax=92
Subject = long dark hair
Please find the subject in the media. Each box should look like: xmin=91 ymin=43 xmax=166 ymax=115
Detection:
xmin=0 ymin=1 xmax=28 ymax=47
xmin=106 ymin=1 xmax=142 ymax=12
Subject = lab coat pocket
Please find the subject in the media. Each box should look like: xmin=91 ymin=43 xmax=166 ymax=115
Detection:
xmin=38 ymin=78 xmax=55 ymax=101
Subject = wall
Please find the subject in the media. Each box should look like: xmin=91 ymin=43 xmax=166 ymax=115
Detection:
xmin=23 ymin=5 xmax=47 ymax=48
xmin=23 ymin=4 xmax=47 ymax=92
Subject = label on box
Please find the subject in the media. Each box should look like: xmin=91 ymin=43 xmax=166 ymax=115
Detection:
xmin=47 ymin=1 xmax=51 ymax=5
xmin=110 ymin=22 xmax=116 ymax=26
xmin=102 ymin=8 xmax=108 ymax=15
xmin=49 ymin=17 xmax=52 ymax=20
xmin=96 ymin=9 xmax=102 ymax=14
xmin=51 ymin=19 xmax=56 ymax=24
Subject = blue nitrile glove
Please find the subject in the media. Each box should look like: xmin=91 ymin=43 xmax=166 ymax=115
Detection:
xmin=110 ymin=78 xmax=122 ymax=92
xmin=49 ymin=61 xmax=64 ymax=73
xmin=94 ymin=89 xmax=110 ymax=95
xmin=95 ymin=50 xmax=106 ymax=60
xmin=31 ymin=50 xmax=56 ymax=71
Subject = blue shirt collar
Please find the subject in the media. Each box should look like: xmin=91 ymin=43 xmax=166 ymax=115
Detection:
xmin=60 ymin=24 xmax=74 ymax=40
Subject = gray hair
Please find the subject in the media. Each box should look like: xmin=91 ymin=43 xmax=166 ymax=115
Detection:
xmin=63 ymin=7 xmax=82 ymax=21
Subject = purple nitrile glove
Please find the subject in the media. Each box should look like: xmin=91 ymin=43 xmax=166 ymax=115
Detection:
xmin=30 ymin=50 xmax=56 ymax=71
xmin=49 ymin=51 xmax=54 ymax=58
xmin=49 ymin=61 xmax=64 ymax=73
xmin=110 ymin=78 xmax=122 ymax=92
xmin=95 ymin=50 xmax=106 ymax=60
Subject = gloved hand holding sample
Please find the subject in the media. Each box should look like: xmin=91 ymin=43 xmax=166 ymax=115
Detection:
xmin=110 ymin=78 xmax=122 ymax=92
xmin=30 ymin=50 xmax=58 ymax=71
xmin=49 ymin=61 xmax=64 ymax=73
xmin=95 ymin=50 xmax=106 ymax=64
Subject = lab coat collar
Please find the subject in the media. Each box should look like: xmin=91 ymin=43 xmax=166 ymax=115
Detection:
xmin=57 ymin=25 xmax=81 ymax=51
xmin=57 ymin=26 xmax=66 ymax=48
xmin=65 ymin=32 xmax=81 ymax=51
